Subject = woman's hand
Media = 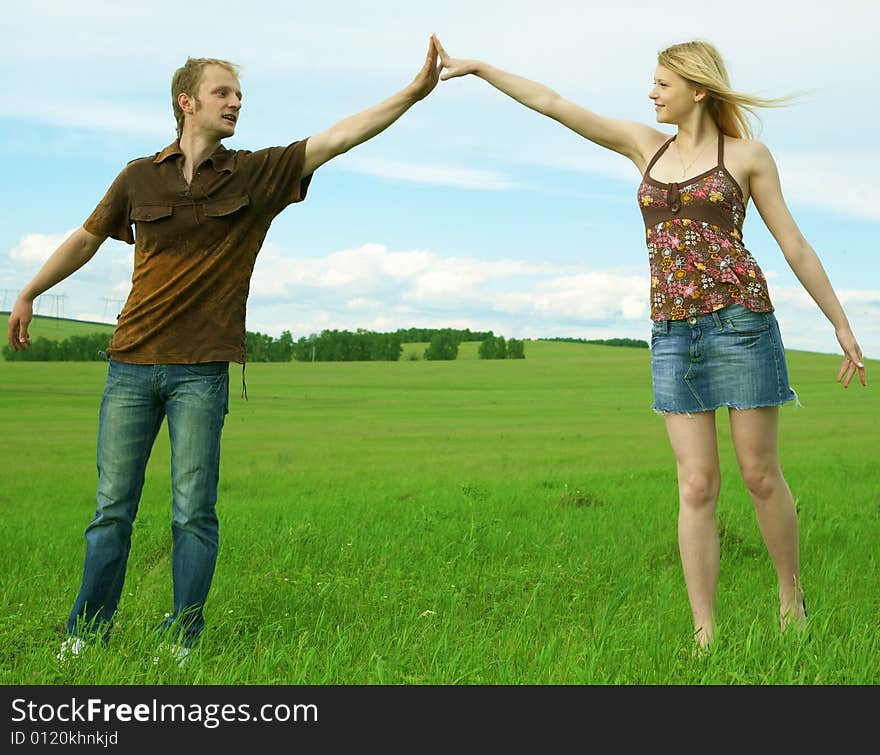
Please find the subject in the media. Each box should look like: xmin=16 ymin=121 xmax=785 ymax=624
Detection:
xmin=835 ymin=327 xmax=867 ymax=387
xmin=433 ymin=34 xmax=481 ymax=80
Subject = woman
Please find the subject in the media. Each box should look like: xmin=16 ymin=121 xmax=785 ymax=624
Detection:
xmin=432 ymin=35 xmax=867 ymax=650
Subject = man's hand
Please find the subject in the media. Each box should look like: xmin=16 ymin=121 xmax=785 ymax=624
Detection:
xmin=302 ymin=36 xmax=443 ymax=176
xmin=405 ymin=35 xmax=442 ymax=101
xmin=7 ymin=297 xmax=34 ymax=351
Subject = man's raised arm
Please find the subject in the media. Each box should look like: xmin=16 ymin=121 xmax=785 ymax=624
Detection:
xmin=301 ymin=36 xmax=441 ymax=176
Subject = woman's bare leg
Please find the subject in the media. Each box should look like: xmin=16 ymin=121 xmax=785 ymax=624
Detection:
xmin=664 ymin=411 xmax=722 ymax=649
xmin=728 ymin=406 xmax=806 ymax=631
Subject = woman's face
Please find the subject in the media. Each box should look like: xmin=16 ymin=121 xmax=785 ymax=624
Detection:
xmin=649 ymin=65 xmax=702 ymax=124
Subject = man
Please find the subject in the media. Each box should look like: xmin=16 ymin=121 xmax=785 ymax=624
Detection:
xmin=7 ymin=38 xmax=441 ymax=663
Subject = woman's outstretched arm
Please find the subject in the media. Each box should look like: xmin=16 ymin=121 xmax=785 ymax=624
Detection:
xmin=433 ymin=34 xmax=664 ymax=172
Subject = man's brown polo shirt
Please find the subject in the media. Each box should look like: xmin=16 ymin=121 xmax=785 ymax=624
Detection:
xmin=83 ymin=139 xmax=312 ymax=364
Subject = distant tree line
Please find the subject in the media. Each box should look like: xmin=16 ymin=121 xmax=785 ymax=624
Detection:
xmin=292 ymin=329 xmax=404 ymax=362
xmin=2 ymin=332 xmax=110 ymax=361
xmin=3 ymin=330 xmax=302 ymax=362
xmin=2 ymin=324 xmax=633 ymax=363
xmin=396 ymin=327 xmax=493 ymax=343
xmin=246 ymin=330 xmax=296 ymax=362
xmin=540 ymin=337 xmax=648 ymax=349
xmin=478 ymin=333 xmax=525 ymax=359
xmin=293 ymin=327 xmax=520 ymax=362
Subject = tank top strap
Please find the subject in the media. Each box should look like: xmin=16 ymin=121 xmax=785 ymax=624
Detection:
xmin=643 ymin=136 xmax=675 ymax=178
xmin=717 ymin=132 xmax=725 ymax=168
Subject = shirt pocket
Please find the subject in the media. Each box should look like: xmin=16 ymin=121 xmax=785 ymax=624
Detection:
xmin=130 ymin=205 xmax=176 ymax=253
xmin=131 ymin=205 xmax=173 ymax=223
xmin=203 ymin=194 xmax=250 ymax=218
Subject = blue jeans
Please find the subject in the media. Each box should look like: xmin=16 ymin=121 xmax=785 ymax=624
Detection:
xmin=66 ymin=359 xmax=229 ymax=646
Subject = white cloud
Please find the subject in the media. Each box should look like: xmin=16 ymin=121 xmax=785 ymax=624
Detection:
xmin=9 ymin=229 xmax=75 ymax=263
xmin=244 ymin=240 xmax=879 ymax=358
xmin=251 ymin=242 xmax=429 ymax=296
xmin=250 ymin=242 xmax=559 ymax=301
xmin=493 ymin=273 xmax=648 ymax=321
xmin=249 ymin=241 xmax=650 ymax=333
xmin=111 ymin=280 xmax=133 ymax=296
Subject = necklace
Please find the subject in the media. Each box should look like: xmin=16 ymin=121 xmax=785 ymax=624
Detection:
xmin=673 ymin=137 xmax=712 ymax=180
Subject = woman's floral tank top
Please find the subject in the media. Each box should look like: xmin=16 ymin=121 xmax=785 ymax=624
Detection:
xmin=637 ymin=133 xmax=773 ymax=321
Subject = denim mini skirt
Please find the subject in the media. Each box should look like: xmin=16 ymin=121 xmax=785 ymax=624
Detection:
xmin=650 ymin=303 xmax=797 ymax=414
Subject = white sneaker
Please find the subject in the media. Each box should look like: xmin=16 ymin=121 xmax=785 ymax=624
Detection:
xmin=57 ymin=636 xmax=87 ymax=662
xmin=152 ymin=643 xmax=190 ymax=669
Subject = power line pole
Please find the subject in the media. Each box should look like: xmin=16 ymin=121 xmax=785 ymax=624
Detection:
xmin=51 ymin=293 xmax=66 ymax=319
xmin=101 ymin=298 xmax=125 ymax=322
xmin=1 ymin=289 xmax=15 ymax=311
xmin=36 ymin=293 xmax=66 ymax=320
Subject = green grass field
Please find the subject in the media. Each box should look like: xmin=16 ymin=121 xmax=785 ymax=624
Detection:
xmin=0 ymin=336 xmax=877 ymax=685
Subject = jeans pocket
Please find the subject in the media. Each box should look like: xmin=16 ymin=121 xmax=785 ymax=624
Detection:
xmin=722 ymin=306 xmax=770 ymax=334
xmin=179 ymin=362 xmax=229 ymax=376
xmin=651 ymin=320 xmax=668 ymax=337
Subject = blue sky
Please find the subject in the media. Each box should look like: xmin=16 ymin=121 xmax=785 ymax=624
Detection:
xmin=2 ymin=0 xmax=877 ymax=357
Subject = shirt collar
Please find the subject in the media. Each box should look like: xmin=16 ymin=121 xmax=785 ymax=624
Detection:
xmin=152 ymin=141 xmax=235 ymax=173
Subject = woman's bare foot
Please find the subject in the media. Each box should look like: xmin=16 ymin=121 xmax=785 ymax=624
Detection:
xmin=691 ymin=625 xmax=714 ymax=657
xmin=780 ymin=588 xmax=807 ymax=633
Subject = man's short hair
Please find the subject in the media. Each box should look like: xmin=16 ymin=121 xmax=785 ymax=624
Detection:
xmin=171 ymin=57 xmax=240 ymax=139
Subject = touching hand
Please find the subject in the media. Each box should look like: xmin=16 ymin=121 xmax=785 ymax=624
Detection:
xmin=835 ymin=328 xmax=867 ymax=387
xmin=408 ymin=36 xmax=442 ymax=101
xmin=432 ymin=34 xmax=479 ymax=81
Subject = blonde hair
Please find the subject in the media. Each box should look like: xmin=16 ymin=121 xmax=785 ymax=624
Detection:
xmin=658 ymin=40 xmax=793 ymax=139
xmin=171 ymin=57 xmax=240 ymax=139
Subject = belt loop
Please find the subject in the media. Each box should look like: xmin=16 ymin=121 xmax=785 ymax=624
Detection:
xmin=712 ymin=310 xmax=723 ymax=331
xmin=662 ymin=319 xmax=670 ymax=334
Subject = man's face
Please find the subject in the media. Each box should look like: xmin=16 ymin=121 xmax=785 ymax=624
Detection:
xmin=190 ymin=64 xmax=242 ymax=139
